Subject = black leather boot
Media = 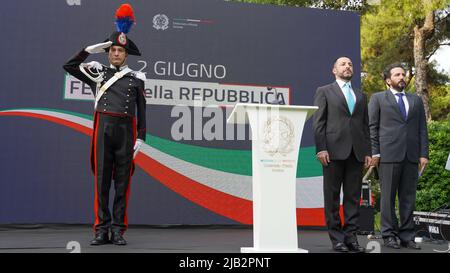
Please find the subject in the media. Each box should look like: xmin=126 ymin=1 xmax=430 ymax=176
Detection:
xmin=111 ymin=231 xmax=127 ymax=245
xmin=90 ymin=231 xmax=110 ymax=245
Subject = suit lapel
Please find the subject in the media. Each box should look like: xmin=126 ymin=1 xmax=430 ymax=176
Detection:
xmin=330 ymin=82 xmax=350 ymax=115
xmin=385 ymin=90 xmax=404 ymax=119
xmin=353 ymin=88 xmax=363 ymax=114
xmin=406 ymin=93 xmax=415 ymax=121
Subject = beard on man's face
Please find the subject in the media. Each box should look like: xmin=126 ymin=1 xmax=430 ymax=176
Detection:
xmin=391 ymin=79 xmax=406 ymax=90
xmin=340 ymin=70 xmax=353 ymax=81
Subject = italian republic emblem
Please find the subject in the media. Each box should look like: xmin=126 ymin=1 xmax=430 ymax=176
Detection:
xmin=153 ymin=14 xmax=169 ymax=30
xmin=262 ymin=116 xmax=295 ymax=157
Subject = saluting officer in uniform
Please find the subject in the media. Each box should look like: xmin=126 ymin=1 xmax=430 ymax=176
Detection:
xmin=63 ymin=4 xmax=146 ymax=246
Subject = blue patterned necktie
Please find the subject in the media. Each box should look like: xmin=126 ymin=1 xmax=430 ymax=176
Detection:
xmin=395 ymin=93 xmax=407 ymax=120
xmin=343 ymin=82 xmax=355 ymax=114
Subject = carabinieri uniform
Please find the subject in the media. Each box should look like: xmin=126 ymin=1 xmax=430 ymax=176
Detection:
xmin=63 ymin=38 xmax=146 ymax=235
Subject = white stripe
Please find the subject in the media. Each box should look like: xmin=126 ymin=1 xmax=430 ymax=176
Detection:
xmin=6 ymin=109 xmax=325 ymax=208
xmin=141 ymin=144 xmax=324 ymax=208
xmin=11 ymin=109 xmax=93 ymax=128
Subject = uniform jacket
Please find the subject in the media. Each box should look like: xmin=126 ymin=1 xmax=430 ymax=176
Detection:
xmin=63 ymin=50 xmax=146 ymax=140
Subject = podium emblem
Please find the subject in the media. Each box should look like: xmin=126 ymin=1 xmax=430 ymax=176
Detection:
xmin=262 ymin=116 xmax=295 ymax=156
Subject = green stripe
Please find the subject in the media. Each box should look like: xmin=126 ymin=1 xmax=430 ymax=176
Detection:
xmin=147 ymin=134 xmax=322 ymax=178
xmin=2 ymin=108 xmax=322 ymax=177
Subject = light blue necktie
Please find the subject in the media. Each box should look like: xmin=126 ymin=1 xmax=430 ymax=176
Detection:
xmin=343 ymin=82 xmax=355 ymax=114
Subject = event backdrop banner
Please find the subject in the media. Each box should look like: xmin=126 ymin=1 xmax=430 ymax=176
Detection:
xmin=0 ymin=0 xmax=360 ymax=226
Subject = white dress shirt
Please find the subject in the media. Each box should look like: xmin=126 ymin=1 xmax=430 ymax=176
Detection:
xmin=336 ymin=79 xmax=356 ymax=103
xmin=390 ymin=88 xmax=409 ymax=115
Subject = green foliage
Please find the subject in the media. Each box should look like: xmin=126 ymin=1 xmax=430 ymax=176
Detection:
xmin=430 ymin=85 xmax=450 ymax=120
xmin=416 ymin=120 xmax=450 ymax=211
xmin=361 ymin=1 xmax=417 ymax=96
xmin=230 ymin=0 xmax=312 ymax=7
xmin=429 ymin=61 xmax=450 ymax=120
xmin=230 ymin=0 xmax=371 ymax=11
xmin=361 ymin=0 xmax=450 ymax=119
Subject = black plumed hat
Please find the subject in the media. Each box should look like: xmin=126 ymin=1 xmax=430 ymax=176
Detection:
xmin=104 ymin=4 xmax=141 ymax=56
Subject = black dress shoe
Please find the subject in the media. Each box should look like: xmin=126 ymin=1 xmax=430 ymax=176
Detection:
xmin=90 ymin=232 xmax=109 ymax=245
xmin=333 ymin=242 xmax=349 ymax=253
xmin=401 ymin=240 xmax=421 ymax=250
xmin=383 ymin=237 xmax=400 ymax=249
xmin=111 ymin=231 xmax=127 ymax=245
xmin=346 ymin=242 xmax=365 ymax=253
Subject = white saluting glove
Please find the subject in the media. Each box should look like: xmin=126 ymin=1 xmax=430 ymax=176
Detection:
xmin=133 ymin=139 xmax=143 ymax=159
xmin=85 ymin=41 xmax=113 ymax=54
xmin=85 ymin=61 xmax=103 ymax=70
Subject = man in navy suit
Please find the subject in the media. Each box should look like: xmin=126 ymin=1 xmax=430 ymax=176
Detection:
xmin=369 ymin=62 xmax=429 ymax=250
xmin=313 ymin=57 xmax=371 ymax=253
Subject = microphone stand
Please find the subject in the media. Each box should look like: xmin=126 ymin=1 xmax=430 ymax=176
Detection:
xmin=267 ymin=87 xmax=282 ymax=105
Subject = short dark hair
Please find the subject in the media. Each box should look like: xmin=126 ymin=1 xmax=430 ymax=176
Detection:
xmin=332 ymin=56 xmax=352 ymax=68
xmin=383 ymin=62 xmax=405 ymax=80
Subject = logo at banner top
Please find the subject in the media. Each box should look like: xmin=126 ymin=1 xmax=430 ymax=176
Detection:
xmin=153 ymin=14 xmax=169 ymax=30
xmin=262 ymin=116 xmax=295 ymax=157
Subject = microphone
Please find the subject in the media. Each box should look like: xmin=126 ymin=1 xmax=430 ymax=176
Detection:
xmin=267 ymin=86 xmax=282 ymax=104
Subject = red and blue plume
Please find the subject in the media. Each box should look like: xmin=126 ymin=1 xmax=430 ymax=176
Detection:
xmin=115 ymin=4 xmax=135 ymax=34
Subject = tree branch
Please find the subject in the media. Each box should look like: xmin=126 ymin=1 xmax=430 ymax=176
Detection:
xmin=406 ymin=67 xmax=414 ymax=89
xmin=421 ymin=10 xmax=435 ymax=38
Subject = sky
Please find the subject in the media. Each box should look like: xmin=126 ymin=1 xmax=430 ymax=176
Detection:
xmin=430 ymin=43 xmax=450 ymax=77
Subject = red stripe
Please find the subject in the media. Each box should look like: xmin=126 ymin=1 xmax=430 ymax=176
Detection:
xmin=92 ymin=112 xmax=100 ymax=232
xmin=123 ymin=117 xmax=137 ymax=231
xmin=135 ymin=153 xmax=252 ymax=223
xmin=0 ymin=112 xmax=91 ymax=136
xmin=297 ymin=208 xmax=326 ymax=226
xmin=135 ymin=153 xmax=326 ymax=226
xmin=1 ymin=111 xmax=327 ymax=226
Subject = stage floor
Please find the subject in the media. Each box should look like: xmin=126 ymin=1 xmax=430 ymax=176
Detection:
xmin=0 ymin=225 xmax=447 ymax=253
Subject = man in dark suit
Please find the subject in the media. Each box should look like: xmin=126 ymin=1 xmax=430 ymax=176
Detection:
xmin=313 ymin=57 xmax=371 ymax=253
xmin=369 ymin=62 xmax=429 ymax=250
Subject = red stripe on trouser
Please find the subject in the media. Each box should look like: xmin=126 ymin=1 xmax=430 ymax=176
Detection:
xmin=123 ymin=117 xmax=136 ymax=232
xmin=92 ymin=112 xmax=100 ymax=233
